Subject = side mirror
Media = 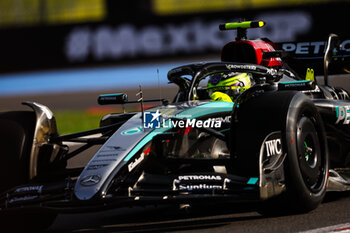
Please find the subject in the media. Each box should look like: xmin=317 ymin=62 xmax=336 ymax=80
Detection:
xmin=98 ymin=93 xmax=128 ymax=105
xmin=324 ymin=34 xmax=340 ymax=86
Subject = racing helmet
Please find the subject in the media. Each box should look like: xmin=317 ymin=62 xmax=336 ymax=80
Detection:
xmin=207 ymin=72 xmax=252 ymax=101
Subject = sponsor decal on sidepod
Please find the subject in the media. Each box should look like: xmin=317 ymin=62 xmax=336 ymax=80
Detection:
xmin=335 ymin=106 xmax=350 ymax=124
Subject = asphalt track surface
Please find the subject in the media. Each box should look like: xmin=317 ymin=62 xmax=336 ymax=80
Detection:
xmin=1 ymin=75 xmax=350 ymax=233
xmin=46 ymin=192 xmax=350 ymax=233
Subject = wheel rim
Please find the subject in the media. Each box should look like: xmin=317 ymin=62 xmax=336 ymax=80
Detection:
xmin=296 ymin=116 xmax=325 ymax=192
xmin=303 ymin=137 xmax=317 ymax=169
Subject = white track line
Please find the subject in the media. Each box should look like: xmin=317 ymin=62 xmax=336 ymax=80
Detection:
xmin=299 ymin=223 xmax=350 ymax=233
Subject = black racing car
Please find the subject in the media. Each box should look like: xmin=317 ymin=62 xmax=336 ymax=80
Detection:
xmin=1 ymin=21 xmax=350 ymax=231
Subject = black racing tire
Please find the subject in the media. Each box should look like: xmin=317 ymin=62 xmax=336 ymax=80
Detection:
xmin=281 ymin=92 xmax=328 ymax=213
xmin=0 ymin=111 xmax=36 ymax=192
xmin=231 ymin=91 xmax=328 ymax=214
xmin=0 ymin=111 xmax=57 ymax=231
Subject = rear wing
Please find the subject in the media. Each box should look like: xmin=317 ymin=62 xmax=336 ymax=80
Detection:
xmin=275 ymin=39 xmax=350 ymax=77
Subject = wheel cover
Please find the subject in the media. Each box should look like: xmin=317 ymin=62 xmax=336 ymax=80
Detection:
xmin=296 ymin=116 xmax=325 ymax=192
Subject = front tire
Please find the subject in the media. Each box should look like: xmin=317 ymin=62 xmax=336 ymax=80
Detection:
xmin=0 ymin=111 xmax=36 ymax=192
xmin=231 ymin=91 xmax=328 ymax=214
xmin=282 ymin=93 xmax=328 ymax=212
xmin=0 ymin=111 xmax=57 ymax=230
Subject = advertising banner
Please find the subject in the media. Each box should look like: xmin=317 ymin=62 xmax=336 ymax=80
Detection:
xmin=0 ymin=2 xmax=349 ymax=73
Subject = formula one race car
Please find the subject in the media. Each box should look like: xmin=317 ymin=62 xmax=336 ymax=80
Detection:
xmin=1 ymin=21 xmax=350 ymax=230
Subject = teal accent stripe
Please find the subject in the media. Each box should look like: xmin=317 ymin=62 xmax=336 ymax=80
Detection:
xmin=247 ymin=177 xmax=259 ymax=185
xmin=123 ymin=126 xmax=169 ymax=162
xmin=220 ymin=128 xmax=230 ymax=133
xmin=280 ymin=80 xmax=310 ymax=84
xmin=100 ymin=93 xmax=124 ymax=97
xmin=123 ymin=101 xmax=234 ymax=162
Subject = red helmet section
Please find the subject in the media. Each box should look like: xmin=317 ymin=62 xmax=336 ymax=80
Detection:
xmin=221 ymin=39 xmax=283 ymax=67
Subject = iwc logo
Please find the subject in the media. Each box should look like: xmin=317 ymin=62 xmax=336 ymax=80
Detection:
xmin=80 ymin=175 xmax=101 ymax=186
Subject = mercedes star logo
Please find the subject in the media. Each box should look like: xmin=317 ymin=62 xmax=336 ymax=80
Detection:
xmin=80 ymin=175 xmax=101 ymax=186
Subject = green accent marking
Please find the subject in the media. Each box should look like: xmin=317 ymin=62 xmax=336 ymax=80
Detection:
xmin=280 ymin=80 xmax=310 ymax=84
xmin=247 ymin=177 xmax=259 ymax=185
xmin=305 ymin=68 xmax=315 ymax=81
xmin=304 ymin=141 xmax=309 ymax=161
xmin=224 ymin=21 xmax=264 ymax=30
xmin=225 ymin=21 xmax=251 ymax=29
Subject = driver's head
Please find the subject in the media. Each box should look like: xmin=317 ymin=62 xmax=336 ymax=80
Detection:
xmin=207 ymin=72 xmax=252 ymax=102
